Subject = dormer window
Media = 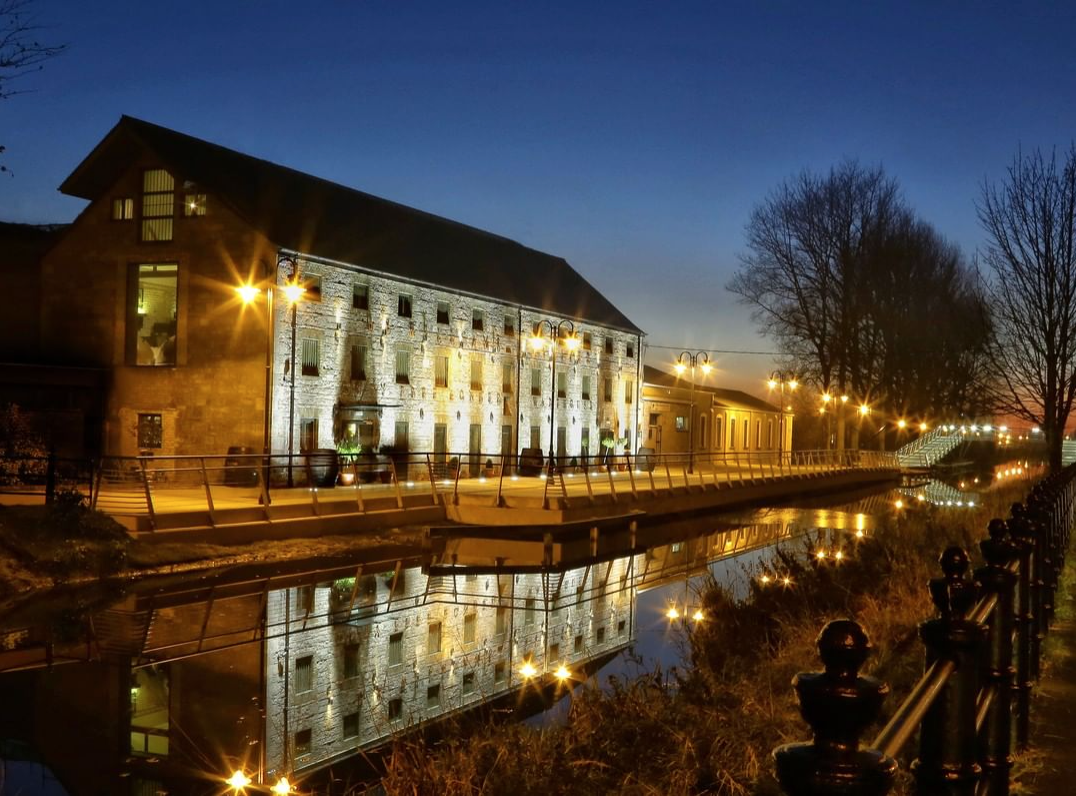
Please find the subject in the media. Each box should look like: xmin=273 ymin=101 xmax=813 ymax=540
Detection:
xmin=141 ymin=169 xmax=174 ymax=242
xmin=182 ymin=193 xmax=206 ymax=217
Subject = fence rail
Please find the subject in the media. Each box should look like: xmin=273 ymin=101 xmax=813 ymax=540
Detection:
xmin=772 ymin=463 xmax=1076 ymax=796
xmin=0 ymin=448 xmax=899 ymax=530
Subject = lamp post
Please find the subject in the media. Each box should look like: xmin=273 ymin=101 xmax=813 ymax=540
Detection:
xmin=767 ymin=371 xmax=799 ymax=462
xmin=278 ymin=255 xmax=305 ymax=487
xmin=235 ymin=266 xmax=277 ymax=502
xmin=675 ymin=351 xmax=712 ymax=472
xmin=530 ymin=319 xmax=578 ymax=471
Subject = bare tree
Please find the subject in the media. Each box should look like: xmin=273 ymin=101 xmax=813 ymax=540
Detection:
xmin=979 ymin=146 xmax=1076 ymax=472
xmin=1 ymin=0 xmax=66 ymax=173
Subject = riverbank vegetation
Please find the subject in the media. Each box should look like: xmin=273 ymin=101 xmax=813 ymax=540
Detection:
xmin=381 ymin=484 xmax=1031 ymax=795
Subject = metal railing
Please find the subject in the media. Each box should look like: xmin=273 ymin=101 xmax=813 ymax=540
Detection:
xmin=0 ymin=453 xmax=96 ymax=504
xmin=0 ymin=448 xmax=898 ymax=531
xmin=773 ymin=463 xmax=1076 ymax=796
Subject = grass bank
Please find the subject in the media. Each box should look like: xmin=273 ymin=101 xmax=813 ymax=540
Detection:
xmin=381 ymin=484 xmax=1032 ymax=796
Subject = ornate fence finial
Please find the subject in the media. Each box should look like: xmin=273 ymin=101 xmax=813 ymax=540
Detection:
xmin=930 ymin=546 xmax=976 ymax=620
xmin=773 ymin=619 xmax=897 ymax=795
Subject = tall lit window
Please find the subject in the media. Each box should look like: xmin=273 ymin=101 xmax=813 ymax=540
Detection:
xmin=129 ymin=263 xmax=178 ymax=366
xmin=395 ymin=348 xmax=410 ymax=385
xmin=470 ymin=358 xmax=482 ymax=391
xmin=301 ymin=337 xmax=320 ymax=376
xmin=112 ymin=198 xmax=134 ymax=221
xmin=350 ymin=340 xmax=367 ymax=382
xmin=137 ymin=413 xmax=163 ymax=449
xmin=435 ymin=355 xmax=449 ymax=388
xmin=625 ymin=379 xmax=633 ymax=404
xmin=141 ymin=168 xmax=174 ymax=242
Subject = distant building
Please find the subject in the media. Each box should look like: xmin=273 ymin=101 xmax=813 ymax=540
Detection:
xmin=640 ymin=365 xmax=789 ymax=458
xmin=28 ymin=116 xmax=644 ymax=460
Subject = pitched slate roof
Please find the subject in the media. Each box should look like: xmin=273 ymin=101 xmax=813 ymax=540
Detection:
xmin=60 ymin=116 xmax=642 ymax=333
xmin=642 ymin=366 xmax=781 ymax=413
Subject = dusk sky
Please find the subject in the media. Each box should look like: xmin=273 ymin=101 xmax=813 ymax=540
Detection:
xmin=5 ymin=1 xmax=1076 ymax=392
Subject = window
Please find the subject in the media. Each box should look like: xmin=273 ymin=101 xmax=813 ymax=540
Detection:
xmin=504 ymin=315 xmax=515 ymax=336
xmin=524 ymin=597 xmax=536 ymax=627
xmin=303 ymin=274 xmax=322 ymax=302
xmin=343 ymin=644 xmax=359 ymax=679
xmin=342 ymin=712 xmax=359 ymax=740
xmin=426 ymin=684 xmax=441 ymax=709
xmin=182 ymin=193 xmax=206 ymax=217
xmin=583 ymin=332 xmax=592 ymax=350
xmin=295 ymin=729 xmax=312 ymax=757
xmin=604 ymin=337 xmax=614 ymax=355
xmin=495 ymin=606 xmax=507 ymax=635
xmin=395 ymin=348 xmax=410 ymax=385
xmin=472 ymin=309 xmax=484 ymax=331
xmin=768 ymin=420 xmax=774 ymax=449
xmin=436 ymin=301 xmax=450 ymax=324
xmin=549 ymin=643 xmax=560 ymax=660
xmin=730 ymin=418 xmax=737 ymax=450
xmin=743 ymin=420 xmax=749 ymax=450
xmin=112 ymin=197 xmax=134 ymax=220
xmin=625 ymin=380 xmax=633 ymax=404
xmin=397 ymin=294 xmax=412 ymax=318
xmin=530 ymin=367 xmax=542 ymax=396
xmin=388 ymin=632 xmax=404 ymax=666
xmin=581 ymin=375 xmax=591 ymax=401
xmin=557 ymin=372 xmax=567 ymax=399
xmin=675 ymin=415 xmax=688 ymax=432
xmin=129 ymin=263 xmax=178 ymax=366
xmin=502 ymin=362 xmax=513 ymax=393
xmin=581 ymin=427 xmax=590 ymax=455
xmin=470 ymin=358 xmax=482 ymax=391
xmin=301 ymin=337 xmax=320 ymax=376
xmin=462 ymin=672 xmax=476 ymax=695
xmin=435 ymin=354 xmax=449 ymax=388
xmin=137 ymin=413 xmax=163 ymax=449
xmin=757 ymin=420 xmax=762 ymax=449
xmin=596 ymin=626 xmax=606 ymax=644
xmin=464 ymin=613 xmax=476 ymax=644
xmin=603 ymin=377 xmax=613 ymax=403
xmin=295 ymin=585 xmax=314 ymax=614
xmin=295 ymin=656 xmax=314 ymax=693
xmin=530 ymin=426 xmax=541 ymax=449
xmin=299 ymin=418 xmax=318 ymax=452
xmin=350 ymin=341 xmax=367 ymax=382
xmin=428 ymin=621 xmax=442 ymax=655
xmin=388 ymin=698 xmax=403 ymax=720
xmin=626 ymin=343 xmax=635 ymax=358
xmin=618 ymin=619 xmax=627 ymax=637
xmin=574 ymin=634 xmax=584 ymax=654
xmin=494 ymin=661 xmax=507 ymax=684
xmin=394 ymin=420 xmax=409 ymax=449
xmin=352 ymin=283 xmax=369 ymax=311
xmin=141 ymin=168 xmax=174 ymax=242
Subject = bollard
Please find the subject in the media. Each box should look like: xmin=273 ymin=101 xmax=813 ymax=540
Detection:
xmin=1007 ymin=504 xmax=1034 ymax=748
xmin=975 ymin=520 xmax=1018 ymax=796
xmin=773 ymin=619 xmax=897 ymax=796
xmin=914 ymin=547 xmax=985 ymax=796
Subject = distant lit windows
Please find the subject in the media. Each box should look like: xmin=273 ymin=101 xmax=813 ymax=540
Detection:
xmin=435 ymin=354 xmax=449 ymax=389
xmin=395 ymin=348 xmax=411 ymax=385
xmin=397 ymin=293 xmax=413 ymax=318
xmin=299 ymin=417 xmax=318 ymax=451
xmin=141 ymin=168 xmax=174 ymax=242
xmin=182 ymin=193 xmax=206 ymax=217
xmin=137 ymin=413 xmax=163 ymax=449
xmin=353 ymin=283 xmax=369 ymax=311
xmin=112 ymin=197 xmax=134 ymax=221
xmin=129 ymin=263 xmax=178 ymax=366
xmin=301 ymin=337 xmax=320 ymax=376
xmin=436 ymin=301 xmax=450 ymax=324
xmin=472 ymin=308 xmax=484 ymax=331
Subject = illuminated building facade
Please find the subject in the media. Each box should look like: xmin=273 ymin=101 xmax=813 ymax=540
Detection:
xmin=37 ymin=116 xmax=644 ymax=460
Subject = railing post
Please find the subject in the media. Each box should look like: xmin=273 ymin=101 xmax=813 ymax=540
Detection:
xmin=1007 ymin=504 xmax=1034 ymax=748
xmin=625 ymin=453 xmax=638 ymax=498
xmin=137 ymin=457 xmax=157 ymax=531
xmin=199 ymin=456 xmax=216 ymax=525
xmin=305 ymin=455 xmax=320 ymax=515
xmin=493 ymin=452 xmax=505 ymax=507
xmin=45 ymin=450 xmax=56 ymax=505
xmin=427 ymin=453 xmax=441 ymax=507
xmin=773 ymin=619 xmax=897 ymax=796
xmin=914 ymin=547 xmax=984 ymax=795
xmin=975 ymin=519 xmax=1018 ymax=796
xmin=389 ymin=458 xmax=404 ymax=509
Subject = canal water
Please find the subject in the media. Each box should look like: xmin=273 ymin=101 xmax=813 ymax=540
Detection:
xmin=0 ymin=476 xmax=999 ymax=796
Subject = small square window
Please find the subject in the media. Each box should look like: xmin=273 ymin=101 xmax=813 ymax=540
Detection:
xmin=294 ymin=585 xmax=315 ymax=613
xmin=342 ymin=712 xmax=360 ymax=740
xmin=462 ymin=671 xmax=476 ymax=695
xmin=295 ymin=728 xmax=312 ymax=757
xmin=426 ymin=683 xmax=441 ymax=709
xmin=137 ymin=413 xmax=163 ymax=449
xmin=112 ymin=197 xmax=134 ymax=220
xmin=388 ymin=698 xmax=403 ymax=720
xmin=353 ymin=283 xmax=369 ymax=311
xmin=398 ymin=294 xmax=412 ymax=318
xmin=436 ymin=301 xmax=450 ymax=324
xmin=182 ymin=193 xmax=206 ymax=217
xmin=472 ymin=309 xmax=484 ymax=331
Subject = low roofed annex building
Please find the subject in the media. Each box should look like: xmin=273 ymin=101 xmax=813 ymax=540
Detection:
xmin=641 ymin=366 xmax=789 ymax=459
xmin=36 ymin=116 xmax=644 ymax=464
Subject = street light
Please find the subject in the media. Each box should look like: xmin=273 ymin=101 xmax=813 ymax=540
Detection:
xmin=675 ymin=351 xmax=712 ymax=472
xmin=767 ymin=371 xmax=798 ymax=461
xmin=278 ymin=255 xmax=305 ymax=487
xmin=531 ymin=318 xmax=577 ymax=470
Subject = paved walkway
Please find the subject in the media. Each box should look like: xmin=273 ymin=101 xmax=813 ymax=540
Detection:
xmin=1023 ymin=544 xmax=1076 ymax=794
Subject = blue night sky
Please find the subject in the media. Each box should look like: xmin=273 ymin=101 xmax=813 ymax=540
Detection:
xmin=4 ymin=1 xmax=1076 ymax=390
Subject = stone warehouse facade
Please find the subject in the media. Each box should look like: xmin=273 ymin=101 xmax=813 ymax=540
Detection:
xmin=36 ymin=116 xmax=643 ymax=460
xmin=263 ymin=557 xmax=636 ymax=775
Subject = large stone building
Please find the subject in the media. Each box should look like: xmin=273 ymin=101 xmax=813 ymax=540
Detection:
xmin=34 ymin=116 xmax=644 ymax=462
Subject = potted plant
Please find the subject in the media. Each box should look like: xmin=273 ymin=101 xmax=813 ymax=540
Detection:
xmin=483 ymin=457 xmax=496 ymax=477
xmin=337 ymin=440 xmax=361 ymax=486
